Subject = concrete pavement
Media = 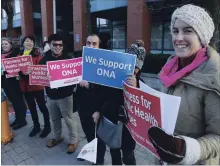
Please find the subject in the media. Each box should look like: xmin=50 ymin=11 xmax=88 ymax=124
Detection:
xmin=1 ymin=111 xmax=159 ymax=165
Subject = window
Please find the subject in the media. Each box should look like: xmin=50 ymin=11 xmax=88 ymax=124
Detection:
xmin=150 ymin=21 xmax=174 ymax=53
xmin=97 ymin=18 xmax=108 ymax=27
xmin=14 ymin=0 xmax=20 ymax=14
xmin=2 ymin=9 xmax=7 ymax=18
xmin=151 ymin=23 xmax=163 ymax=50
xmin=163 ymin=22 xmax=173 ymax=50
xmin=113 ymin=22 xmax=125 ymax=50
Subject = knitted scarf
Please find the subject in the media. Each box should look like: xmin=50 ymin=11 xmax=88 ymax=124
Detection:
xmin=159 ymin=48 xmax=208 ymax=88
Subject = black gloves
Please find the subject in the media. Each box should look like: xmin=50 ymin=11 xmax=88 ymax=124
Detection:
xmin=118 ymin=105 xmax=128 ymax=124
xmin=18 ymin=70 xmax=25 ymax=77
xmin=148 ymin=126 xmax=186 ymax=164
xmin=3 ymin=71 xmax=8 ymax=75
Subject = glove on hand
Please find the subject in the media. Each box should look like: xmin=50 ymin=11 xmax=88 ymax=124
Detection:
xmin=3 ymin=71 xmax=8 ymax=75
xmin=148 ymin=126 xmax=186 ymax=164
xmin=118 ymin=105 xmax=128 ymax=124
xmin=18 ymin=71 xmax=25 ymax=77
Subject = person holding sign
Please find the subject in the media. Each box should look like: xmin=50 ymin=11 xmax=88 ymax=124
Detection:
xmin=132 ymin=5 xmax=220 ymax=165
xmin=94 ymin=40 xmax=146 ymax=165
xmin=1 ymin=37 xmax=27 ymax=130
xmin=76 ymin=34 xmax=106 ymax=164
xmin=39 ymin=34 xmax=78 ymax=154
xmin=18 ymin=36 xmax=51 ymax=138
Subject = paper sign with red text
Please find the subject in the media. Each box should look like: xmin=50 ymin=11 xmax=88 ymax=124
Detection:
xmin=2 ymin=56 xmax=33 ymax=78
xmin=29 ymin=65 xmax=49 ymax=86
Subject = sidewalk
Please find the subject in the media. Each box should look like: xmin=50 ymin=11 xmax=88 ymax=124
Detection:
xmin=1 ymin=111 xmax=159 ymax=165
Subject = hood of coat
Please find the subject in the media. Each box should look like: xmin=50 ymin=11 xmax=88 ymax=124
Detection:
xmin=181 ymin=46 xmax=220 ymax=96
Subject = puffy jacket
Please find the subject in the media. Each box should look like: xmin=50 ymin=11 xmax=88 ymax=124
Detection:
xmin=161 ymin=46 xmax=220 ymax=165
xmin=18 ymin=48 xmax=44 ymax=92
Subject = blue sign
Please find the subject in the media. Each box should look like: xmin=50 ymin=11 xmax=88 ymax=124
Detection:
xmin=82 ymin=47 xmax=136 ymax=89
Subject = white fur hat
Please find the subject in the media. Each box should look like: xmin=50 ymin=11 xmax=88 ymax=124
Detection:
xmin=171 ymin=4 xmax=215 ymax=46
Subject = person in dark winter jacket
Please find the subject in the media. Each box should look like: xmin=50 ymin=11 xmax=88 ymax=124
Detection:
xmin=94 ymin=40 xmax=146 ymax=165
xmin=18 ymin=36 xmax=51 ymax=138
xmin=1 ymin=37 xmax=27 ymax=130
xmin=39 ymin=34 xmax=78 ymax=154
xmin=76 ymin=34 xmax=107 ymax=164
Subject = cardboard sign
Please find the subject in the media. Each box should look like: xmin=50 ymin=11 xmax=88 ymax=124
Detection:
xmin=82 ymin=47 xmax=136 ymax=89
xmin=123 ymin=82 xmax=162 ymax=158
xmin=47 ymin=57 xmax=82 ymax=88
xmin=29 ymin=65 xmax=49 ymax=86
xmin=2 ymin=56 xmax=33 ymax=78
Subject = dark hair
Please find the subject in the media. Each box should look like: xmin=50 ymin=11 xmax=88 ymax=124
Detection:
xmin=43 ymin=41 xmax=49 ymax=48
xmin=48 ymin=34 xmax=63 ymax=43
xmin=87 ymin=34 xmax=101 ymax=44
xmin=22 ymin=36 xmax=35 ymax=46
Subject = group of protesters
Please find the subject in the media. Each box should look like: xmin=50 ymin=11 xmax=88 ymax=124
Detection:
xmin=1 ymin=4 xmax=220 ymax=165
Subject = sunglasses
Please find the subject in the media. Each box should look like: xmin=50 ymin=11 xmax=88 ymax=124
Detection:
xmin=52 ymin=43 xmax=63 ymax=47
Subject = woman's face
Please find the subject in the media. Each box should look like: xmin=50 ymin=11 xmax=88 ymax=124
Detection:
xmin=172 ymin=19 xmax=202 ymax=58
xmin=23 ymin=38 xmax=34 ymax=50
xmin=2 ymin=40 xmax=12 ymax=53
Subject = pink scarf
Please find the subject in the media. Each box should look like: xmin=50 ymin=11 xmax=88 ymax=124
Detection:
xmin=159 ymin=48 xmax=208 ymax=88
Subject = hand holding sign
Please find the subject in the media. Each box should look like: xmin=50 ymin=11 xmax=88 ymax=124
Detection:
xmin=79 ymin=80 xmax=89 ymax=89
xmin=126 ymin=75 xmax=137 ymax=87
xmin=26 ymin=67 xmax=33 ymax=75
xmin=46 ymin=72 xmax=51 ymax=80
xmin=92 ymin=112 xmax=100 ymax=123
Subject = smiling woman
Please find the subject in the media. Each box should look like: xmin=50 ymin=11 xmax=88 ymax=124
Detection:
xmin=171 ymin=19 xmax=202 ymax=58
xmin=146 ymin=4 xmax=220 ymax=165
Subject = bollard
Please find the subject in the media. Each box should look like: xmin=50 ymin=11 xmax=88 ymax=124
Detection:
xmin=1 ymin=90 xmax=13 ymax=145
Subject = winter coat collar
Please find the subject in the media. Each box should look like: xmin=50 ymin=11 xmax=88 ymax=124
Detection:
xmin=180 ymin=46 xmax=220 ymax=96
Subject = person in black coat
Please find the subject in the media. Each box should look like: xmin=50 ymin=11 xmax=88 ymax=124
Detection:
xmin=76 ymin=34 xmax=107 ymax=164
xmin=1 ymin=37 xmax=27 ymax=130
xmin=94 ymin=40 xmax=146 ymax=165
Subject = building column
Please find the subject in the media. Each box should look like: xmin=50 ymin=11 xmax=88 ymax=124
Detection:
xmin=41 ymin=0 xmax=54 ymax=41
xmin=127 ymin=0 xmax=151 ymax=53
xmin=73 ymin=0 xmax=87 ymax=51
xmin=20 ymin=0 xmax=34 ymax=36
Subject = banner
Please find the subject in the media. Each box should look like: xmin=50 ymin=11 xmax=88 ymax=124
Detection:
xmin=2 ymin=56 xmax=33 ymax=78
xmin=47 ymin=57 xmax=82 ymax=88
xmin=77 ymin=138 xmax=97 ymax=164
xmin=123 ymin=82 xmax=162 ymax=158
xmin=29 ymin=65 xmax=49 ymax=86
xmin=83 ymin=47 xmax=136 ymax=89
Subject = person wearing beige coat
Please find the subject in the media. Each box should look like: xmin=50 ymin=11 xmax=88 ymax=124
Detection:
xmin=127 ymin=4 xmax=220 ymax=165
xmin=159 ymin=46 xmax=220 ymax=165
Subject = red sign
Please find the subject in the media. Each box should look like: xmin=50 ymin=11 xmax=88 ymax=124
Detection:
xmin=2 ymin=56 xmax=33 ymax=78
xmin=29 ymin=65 xmax=49 ymax=86
xmin=123 ymin=82 xmax=162 ymax=158
xmin=47 ymin=57 xmax=82 ymax=88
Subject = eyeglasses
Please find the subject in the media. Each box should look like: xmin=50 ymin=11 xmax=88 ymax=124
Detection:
xmin=52 ymin=43 xmax=63 ymax=47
